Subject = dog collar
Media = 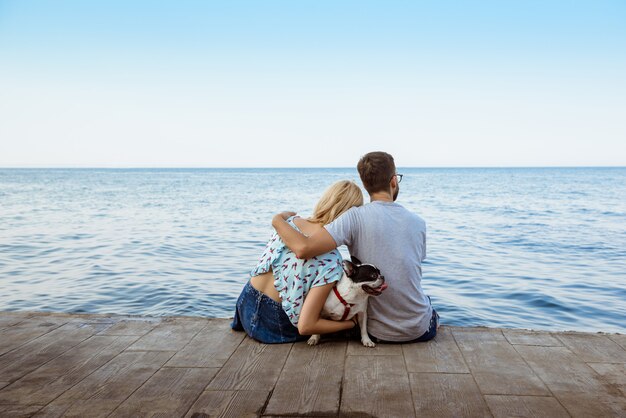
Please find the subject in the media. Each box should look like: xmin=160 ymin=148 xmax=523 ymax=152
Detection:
xmin=333 ymin=286 xmax=355 ymax=321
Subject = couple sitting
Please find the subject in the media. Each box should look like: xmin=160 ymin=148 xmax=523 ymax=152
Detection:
xmin=232 ymin=151 xmax=438 ymax=346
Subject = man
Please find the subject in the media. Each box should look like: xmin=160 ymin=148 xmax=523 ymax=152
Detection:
xmin=272 ymin=151 xmax=437 ymax=343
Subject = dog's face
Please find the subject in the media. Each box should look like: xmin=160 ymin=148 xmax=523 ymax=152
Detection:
xmin=342 ymin=256 xmax=388 ymax=296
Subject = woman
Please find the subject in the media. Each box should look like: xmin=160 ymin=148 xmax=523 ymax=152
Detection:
xmin=231 ymin=180 xmax=363 ymax=343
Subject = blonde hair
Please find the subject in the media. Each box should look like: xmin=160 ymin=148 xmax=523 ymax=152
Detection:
xmin=309 ymin=180 xmax=364 ymax=225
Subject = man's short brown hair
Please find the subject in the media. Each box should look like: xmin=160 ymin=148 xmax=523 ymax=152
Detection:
xmin=357 ymin=151 xmax=396 ymax=195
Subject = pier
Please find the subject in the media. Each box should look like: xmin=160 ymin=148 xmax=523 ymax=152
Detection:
xmin=0 ymin=311 xmax=624 ymax=417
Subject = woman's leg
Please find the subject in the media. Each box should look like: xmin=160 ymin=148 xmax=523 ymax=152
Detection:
xmin=251 ymin=288 xmax=307 ymax=343
xmin=231 ymin=281 xmax=257 ymax=335
xmin=231 ymin=307 xmax=244 ymax=331
xmin=231 ymin=284 xmax=248 ymax=331
xmin=232 ymin=280 xmax=304 ymax=344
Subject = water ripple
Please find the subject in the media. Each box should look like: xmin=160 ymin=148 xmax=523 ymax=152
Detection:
xmin=0 ymin=167 xmax=625 ymax=333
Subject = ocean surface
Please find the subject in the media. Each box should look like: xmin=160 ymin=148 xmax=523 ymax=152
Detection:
xmin=0 ymin=167 xmax=625 ymax=333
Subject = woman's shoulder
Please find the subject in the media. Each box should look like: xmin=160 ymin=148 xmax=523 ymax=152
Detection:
xmin=291 ymin=216 xmax=325 ymax=237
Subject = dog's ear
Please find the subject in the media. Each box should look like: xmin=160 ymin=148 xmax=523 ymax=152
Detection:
xmin=350 ymin=256 xmax=362 ymax=266
xmin=342 ymin=260 xmax=356 ymax=277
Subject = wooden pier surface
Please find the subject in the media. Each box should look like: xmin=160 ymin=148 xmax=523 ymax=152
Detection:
xmin=0 ymin=311 xmax=624 ymax=417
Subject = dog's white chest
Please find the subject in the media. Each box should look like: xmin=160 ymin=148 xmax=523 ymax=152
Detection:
xmin=308 ymin=266 xmax=383 ymax=349
xmin=321 ymin=288 xmax=368 ymax=321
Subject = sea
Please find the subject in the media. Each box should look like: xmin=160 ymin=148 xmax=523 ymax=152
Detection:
xmin=0 ymin=167 xmax=625 ymax=333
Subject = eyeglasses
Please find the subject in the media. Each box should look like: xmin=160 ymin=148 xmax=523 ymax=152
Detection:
xmin=391 ymin=173 xmax=403 ymax=184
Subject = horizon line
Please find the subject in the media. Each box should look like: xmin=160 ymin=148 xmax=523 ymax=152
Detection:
xmin=1 ymin=165 xmax=625 ymax=170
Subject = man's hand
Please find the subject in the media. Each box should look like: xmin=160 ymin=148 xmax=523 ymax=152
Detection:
xmin=272 ymin=210 xmax=337 ymax=259
xmin=279 ymin=211 xmax=297 ymax=220
xmin=272 ymin=211 xmax=297 ymax=233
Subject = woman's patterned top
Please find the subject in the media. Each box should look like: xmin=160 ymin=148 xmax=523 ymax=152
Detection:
xmin=250 ymin=216 xmax=344 ymax=326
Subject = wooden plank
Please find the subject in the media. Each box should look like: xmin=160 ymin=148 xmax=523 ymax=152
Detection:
xmin=30 ymin=313 xmax=118 ymax=326
xmin=403 ymin=327 xmax=469 ymax=373
xmin=609 ymin=334 xmax=626 ymax=350
xmin=185 ymin=390 xmax=270 ymax=418
xmin=98 ymin=319 xmax=160 ymax=336
xmin=207 ymin=337 xmax=292 ymax=390
xmin=0 ymin=404 xmax=43 ymax=418
xmin=409 ymin=372 xmax=490 ymax=417
xmin=515 ymin=345 xmax=626 ymax=417
xmin=587 ymin=363 xmax=626 ymax=395
xmin=556 ymin=333 xmax=626 ymax=363
xmin=0 ymin=311 xmax=35 ymax=318
xmin=0 ymin=311 xmax=35 ymax=329
xmin=484 ymin=395 xmax=570 ymax=418
xmin=165 ymin=320 xmax=244 ymax=368
xmin=0 ymin=316 xmax=69 ymax=356
xmin=34 ymin=350 xmax=173 ymax=418
xmin=109 ymin=367 xmax=218 ymax=417
xmin=538 ymin=391 xmax=626 ymax=417
xmin=0 ymin=335 xmax=138 ymax=405
xmin=346 ymin=339 xmax=403 ymax=356
xmin=67 ymin=315 xmax=118 ymax=325
xmin=126 ymin=318 xmax=206 ymax=351
xmin=452 ymin=328 xmax=549 ymax=395
xmin=265 ymin=341 xmax=346 ymax=415
xmin=0 ymin=321 xmax=112 ymax=382
xmin=341 ymin=355 xmax=414 ymax=418
xmin=502 ymin=329 xmax=563 ymax=347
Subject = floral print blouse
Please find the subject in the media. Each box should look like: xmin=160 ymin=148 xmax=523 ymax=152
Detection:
xmin=250 ymin=216 xmax=343 ymax=326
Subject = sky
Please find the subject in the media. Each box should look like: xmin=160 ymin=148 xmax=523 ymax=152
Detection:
xmin=1 ymin=0 xmax=625 ymax=167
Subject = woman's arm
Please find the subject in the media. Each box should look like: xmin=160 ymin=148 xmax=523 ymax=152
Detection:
xmin=297 ymin=283 xmax=355 ymax=335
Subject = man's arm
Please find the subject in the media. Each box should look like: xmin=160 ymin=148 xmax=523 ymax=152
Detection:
xmin=272 ymin=212 xmax=337 ymax=259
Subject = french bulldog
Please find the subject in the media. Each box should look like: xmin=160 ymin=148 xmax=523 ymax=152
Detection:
xmin=307 ymin=256 xmax=387 ymax=347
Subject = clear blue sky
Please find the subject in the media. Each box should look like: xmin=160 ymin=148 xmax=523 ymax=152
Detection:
xmin=1 ymin=0 xmax=625 ymax=167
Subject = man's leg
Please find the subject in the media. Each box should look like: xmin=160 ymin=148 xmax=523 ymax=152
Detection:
xmin=324 ymin=321 xmax=361 ymax=341
xmin=411 ymin=309 xmax=439 ymax=342
xmin=369 ymin=309 xmax=439 ymax=344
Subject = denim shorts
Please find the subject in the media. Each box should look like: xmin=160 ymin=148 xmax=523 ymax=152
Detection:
xmin=231 ymin=281 xmax=307 ymax=344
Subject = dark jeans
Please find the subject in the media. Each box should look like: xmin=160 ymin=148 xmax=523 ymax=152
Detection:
xmin=231 ymin=281 xmax=307 ymax=344
xmin=326 ymin=307 xmax=439 ymax=344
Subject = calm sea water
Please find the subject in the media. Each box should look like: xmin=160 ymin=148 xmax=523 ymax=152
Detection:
xmin=0 ymin=168 xmax=625 ymax=333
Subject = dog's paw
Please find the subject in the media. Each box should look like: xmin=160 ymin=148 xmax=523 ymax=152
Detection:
xmin=307 ymin=335 xmax=321 ymax=346
xmin=361 ymin=338 xmax=376 ymax=348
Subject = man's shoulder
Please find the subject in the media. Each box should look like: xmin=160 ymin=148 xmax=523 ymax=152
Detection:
xmin=405 ymin=208 xmax=426 ymax=226
xmin=397 ymin=206 xmax=426 ymax=231
xmin=377 ymin=202 xmax=426 ymax=224
xmin=336 ymin=202 xmax=425 ymax=225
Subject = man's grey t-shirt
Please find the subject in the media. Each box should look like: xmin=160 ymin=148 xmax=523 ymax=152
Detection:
xmin=325 ymin=201 xmax=431 ymax=341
